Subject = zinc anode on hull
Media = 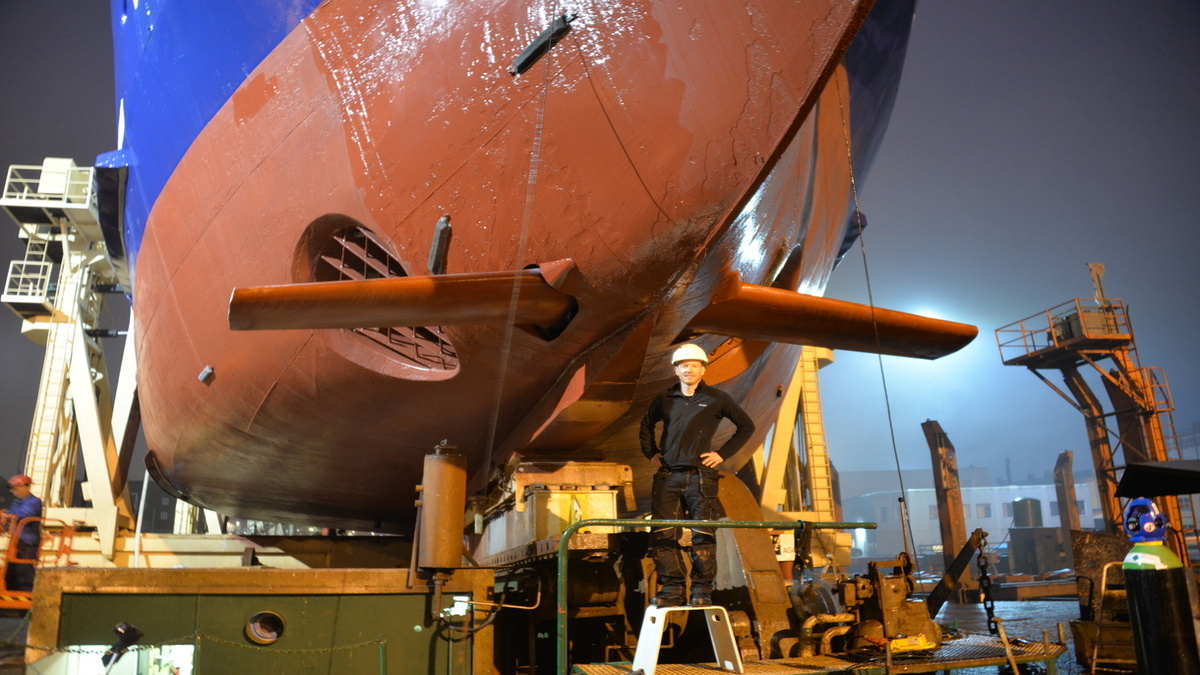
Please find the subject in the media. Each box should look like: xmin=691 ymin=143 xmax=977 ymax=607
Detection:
xmin=135 ymin=1 xmax=872 ymax=530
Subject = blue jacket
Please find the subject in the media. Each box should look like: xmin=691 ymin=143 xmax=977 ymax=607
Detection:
xmin=6 ymin=495 xmax=43 ymax=545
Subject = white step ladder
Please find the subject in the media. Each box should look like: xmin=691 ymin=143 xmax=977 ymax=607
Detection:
xmin=631 ymin=605 xmax=743 ymax=675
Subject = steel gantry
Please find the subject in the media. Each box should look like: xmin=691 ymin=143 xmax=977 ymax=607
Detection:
xmin=1 ymin=158 xmax=136 ymax=559
xmin=996 ymin=264 xmax=1193 ymax=558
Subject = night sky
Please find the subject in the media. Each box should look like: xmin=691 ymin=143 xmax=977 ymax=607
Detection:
xmin=0 ymin=2 xmax=1197 ymax=494
xmin=0 ymin=0 xmax=117 ymax=480
xmin=822 ymin=3 xmax=1200 ymax=482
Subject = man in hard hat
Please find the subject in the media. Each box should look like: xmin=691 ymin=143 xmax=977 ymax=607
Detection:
xmin=640 ymin=343 xmax=755 ymax=607
xmin=4 ymin=474 xmax=43 ymax=592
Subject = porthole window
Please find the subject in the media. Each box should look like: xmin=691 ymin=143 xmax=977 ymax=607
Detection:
xmin=245 ymin=610 xmax=285 ymax=645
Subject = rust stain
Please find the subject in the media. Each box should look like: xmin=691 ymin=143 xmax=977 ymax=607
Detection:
xmin=233 ymin=72 xmax=279 ymax=124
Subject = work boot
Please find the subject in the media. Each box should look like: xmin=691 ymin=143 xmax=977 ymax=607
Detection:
xmin=689 ymin=589 xmax=712 ymax=606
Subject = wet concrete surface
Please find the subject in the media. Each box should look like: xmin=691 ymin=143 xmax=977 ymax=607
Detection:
xmin=937 ymin=599 xmax=1089 ymax=674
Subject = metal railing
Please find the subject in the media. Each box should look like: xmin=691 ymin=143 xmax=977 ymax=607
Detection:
xmin=3 ymin=260 xmax=54 ymax=301
xmin=996 ymin=297 xmax=1130 ymax=364
xmin=2 ymin=164 xmax=95 ymax=207
xmin=553 ymin=517 xmax=876 ymax=674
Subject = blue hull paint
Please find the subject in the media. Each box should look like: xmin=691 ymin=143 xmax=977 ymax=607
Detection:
xmin=100 ymin=0 xmax=322 ymax=281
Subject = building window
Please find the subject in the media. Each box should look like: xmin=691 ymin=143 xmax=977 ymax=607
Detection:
xmin=930 ymin=505 xmax=939 ymax=520
xmin=1002 ymin=502 xmax=1013 ymax=518
xmin=977 ymin=503 xmax=992 ymax=519
xmin=1050 ymin=501 xmax=1060 ymax=517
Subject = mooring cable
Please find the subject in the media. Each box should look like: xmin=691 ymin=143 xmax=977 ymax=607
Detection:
xmin=833 ymin=71 xmax=922 ymax=569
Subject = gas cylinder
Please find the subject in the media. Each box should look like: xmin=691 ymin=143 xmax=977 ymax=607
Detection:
xmin=1121 ymin=497 xmax=1200 ymax=674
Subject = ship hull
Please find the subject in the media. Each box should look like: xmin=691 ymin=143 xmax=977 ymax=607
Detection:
xmin=123 ymin=0 xmax=912 ymax=530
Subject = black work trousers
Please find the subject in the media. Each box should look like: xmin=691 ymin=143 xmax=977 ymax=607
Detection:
xmin=6 ymin=540 xmax=38 ymax=592
xmin=650 ymin=467 xmax=719 ymax=597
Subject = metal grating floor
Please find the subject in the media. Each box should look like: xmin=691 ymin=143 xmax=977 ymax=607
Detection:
xmin=572 ymin=631 xmax=1067 ymax=674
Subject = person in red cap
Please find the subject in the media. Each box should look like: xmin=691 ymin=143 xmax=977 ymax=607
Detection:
xmin=4 ymin=474 xmax=43 ymax=592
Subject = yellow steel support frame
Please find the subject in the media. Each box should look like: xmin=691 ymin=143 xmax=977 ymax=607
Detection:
xmin=798 ymin=347 xmax=836 ymax=520
xmin=758 ymin=346 xmax=836 ymax=521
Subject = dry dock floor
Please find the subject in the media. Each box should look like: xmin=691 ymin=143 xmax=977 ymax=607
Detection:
xmin=576 ymin=600 xmax=1085 ymax=675
xmin=0 ymin=600 xmax=1087 ymax=673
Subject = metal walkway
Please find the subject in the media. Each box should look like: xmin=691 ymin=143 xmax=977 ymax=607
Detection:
xmin=573 ymin=631 xmax=1067 ymax=673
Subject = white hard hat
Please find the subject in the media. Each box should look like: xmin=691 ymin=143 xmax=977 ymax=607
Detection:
xmin=671 ymin=344 xmax=708 ymax=365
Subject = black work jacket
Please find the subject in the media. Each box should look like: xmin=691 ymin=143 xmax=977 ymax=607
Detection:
xmin=639 ymin=381 xmax=755 ymax=469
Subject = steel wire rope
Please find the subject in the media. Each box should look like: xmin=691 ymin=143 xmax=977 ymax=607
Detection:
xmin=568 ymin=36 xmax=678 ymax=226
xmin=15 ymin=631 xmax=388 ymax=664
xmin=831 ymin=72 xmax=923 ymax=571
xmin=482 ymin=0 xmax=562 ymax=484
xmin=16 ymin=627 xmax=197 ymax=658
xmin=194 ymin=633 xmax=385 ymax=654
